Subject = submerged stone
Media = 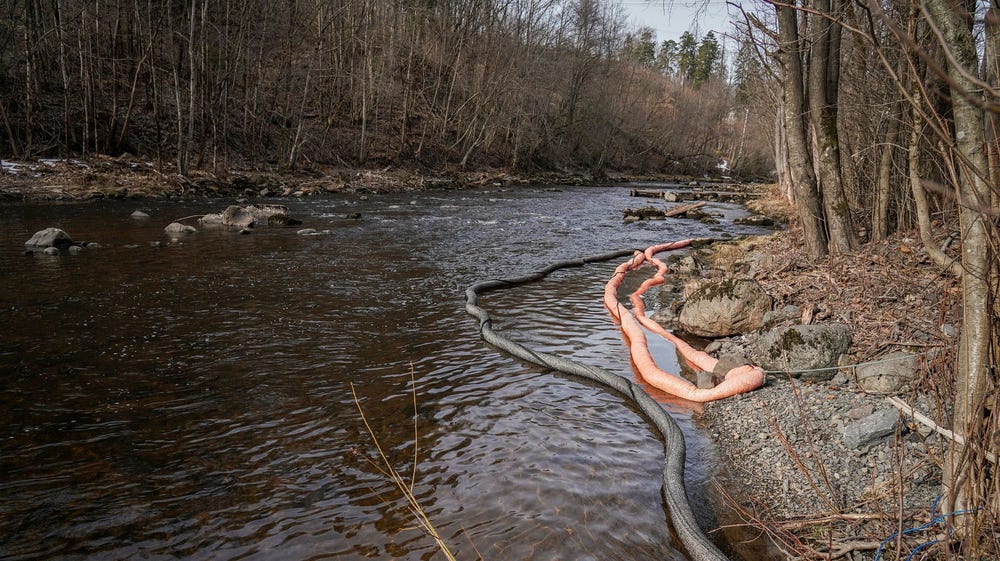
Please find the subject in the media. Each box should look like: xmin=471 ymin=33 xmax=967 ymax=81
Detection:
xmin=198 ymin=213 xmax=223 ymax=225
xmin=164 ymin=222 xmax=197 ymax=235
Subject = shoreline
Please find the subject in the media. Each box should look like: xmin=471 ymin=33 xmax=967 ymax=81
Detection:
xmin=0 ymin=156 xmax=755 ymax=203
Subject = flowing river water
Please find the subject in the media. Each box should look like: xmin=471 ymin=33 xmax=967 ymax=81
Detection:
xmin=0 ymin=184 xmax=773 ymax=561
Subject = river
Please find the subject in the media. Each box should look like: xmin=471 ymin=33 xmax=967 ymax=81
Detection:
xmin=0 ymin=183 xmax=770 ymax=561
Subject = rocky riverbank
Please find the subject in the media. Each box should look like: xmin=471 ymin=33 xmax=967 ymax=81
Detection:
xmin=0 ymin=155 xmax=750 ymax=202
xmin=684 ymin=187 xmax=964 ymax=560
xmin=0 ymin=156 xmax=520 ymax=201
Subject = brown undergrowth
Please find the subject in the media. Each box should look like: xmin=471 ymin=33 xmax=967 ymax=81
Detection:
xmin=733 ymin=185 xmax=962 ymax=361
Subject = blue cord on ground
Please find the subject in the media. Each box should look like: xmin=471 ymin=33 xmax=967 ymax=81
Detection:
xmin=873 ymin=496 xmax=982 ymax=561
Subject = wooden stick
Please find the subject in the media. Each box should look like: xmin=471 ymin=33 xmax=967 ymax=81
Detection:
xmin=777 ymin=513 xmax=887 ymax=530
xmin=823 ymin=540 xmax=883 ymax=559
xmin=662 ymin=200 xmax=706 ymax=218
xmin=630 ymin=188 xmax=665 ymax=198
xmin=886 ymin=396 xmax=998 ymax=463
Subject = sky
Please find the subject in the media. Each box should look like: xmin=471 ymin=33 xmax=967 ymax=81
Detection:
xmin=616 ymin=0 xmax=736 ymax=43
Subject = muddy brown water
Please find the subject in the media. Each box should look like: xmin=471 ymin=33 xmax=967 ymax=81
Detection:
xmin=0 ymin=184 xmax=774 ymax=560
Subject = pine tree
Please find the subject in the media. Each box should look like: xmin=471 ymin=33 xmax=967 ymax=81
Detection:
xmin=732 ymin=40 xmax=760 ymax=103
xmin=631 ymin=27 xmax=657 ymax=67
xmin=677 ymin=31 xmax=698 ymax=83
xmin=656 ymin=39 xmax=679 ymax=75
xmin=692 ymin=32 xmax=721 ymax=85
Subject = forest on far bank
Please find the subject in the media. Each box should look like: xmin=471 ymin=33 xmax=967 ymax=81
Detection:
xmin=1 ymin=0 xmax=769 ymax=178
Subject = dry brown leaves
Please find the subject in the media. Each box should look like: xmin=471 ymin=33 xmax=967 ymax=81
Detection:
xmin=741 ymin=195 xmax=962 ymax=371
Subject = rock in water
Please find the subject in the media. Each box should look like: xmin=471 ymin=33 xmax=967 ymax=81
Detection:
xmin=267 ymin=214 xmax=302 ymax=227
xmin=221 ymin=205 xmax=255 ymax=228
xmin=164 ymin=222 xmax=197 ymax=235
xmin=734 ymin=215 xmax=775 ymax=227
xmin=221 ymin=204 xmax=290 ymax=228
xmin=25 ymin=228 xmax=74 ymax=248
xmin=198 ymin=213 xmax=223 ymax=225
xmin=130 ymin=210 xmax=150 ymax=219
xmin=678 ymin=278 xmax=772 ymax=337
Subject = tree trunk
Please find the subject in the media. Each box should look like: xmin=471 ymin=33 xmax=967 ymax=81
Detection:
xmin=774 ymin=104 xmax=794 ymax=203
xmin=924 ymin=0 xmax=995 ymax=519
xmin=873 ymin=102 xmax=901 ymax=240
xmin=985 ymin=2 xmax=1000 ymax=188
xmin=908 ymin=103 xmax=962 ymax=276
xmin=808 ymin=0 xmax=857 ymax=253
xmin=53 ymin=0 xmax=71 ymax=157
xmin=185 ymin=0 xmax=197 ymax=173
xmin=777 ymin=2 xmax=828 ymax=259
xmin=22 ymin=0 xmax=36 ymax=158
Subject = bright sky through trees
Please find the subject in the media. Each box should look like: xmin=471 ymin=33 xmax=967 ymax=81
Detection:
xmin=616 ymin=0 xmax=734 ymax=41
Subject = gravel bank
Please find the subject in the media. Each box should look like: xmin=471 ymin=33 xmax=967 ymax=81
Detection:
xmin=703 ymin=370 xmax=944 ymax=515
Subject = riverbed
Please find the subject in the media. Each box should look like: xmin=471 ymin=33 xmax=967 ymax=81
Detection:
xmin=1 ymin=184 xmax=769 ymax=560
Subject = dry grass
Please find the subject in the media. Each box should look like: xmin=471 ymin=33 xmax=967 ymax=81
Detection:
xmin=351 ymin=369 xmax=462 ymax=561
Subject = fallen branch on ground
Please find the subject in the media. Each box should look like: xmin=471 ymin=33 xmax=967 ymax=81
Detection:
xmin=886 ymin=396 xmax=997 ymax=463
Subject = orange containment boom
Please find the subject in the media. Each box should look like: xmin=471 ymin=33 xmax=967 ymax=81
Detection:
xmin=604 ymin=240 xmax=765 ymax=402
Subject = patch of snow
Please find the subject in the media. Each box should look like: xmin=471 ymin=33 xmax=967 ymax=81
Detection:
xmin=2 ymin=160 xmax=23 ymax=175
xmin=37 ymin=158 xmax=89 ymax=168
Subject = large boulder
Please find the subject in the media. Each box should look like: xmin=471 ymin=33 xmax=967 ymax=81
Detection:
xmin=755 ymin=323 xmax=852 ymax=382
xmin=25 ymin=228 xmax=74 ymax=248
xmin=761 ymin=305 xmax=802 ymax=330
xmin=678 ymin=278 xmax=772 ymax=337
xmin=220 ymin=204 xmax=290 ymax=228
xmin=221 ymin=205 xmax=255 ymax=228
xmin=855 ymin=352 xmax=920 ymax=394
